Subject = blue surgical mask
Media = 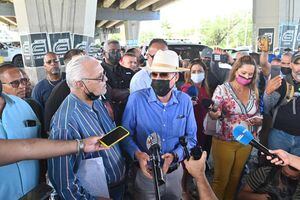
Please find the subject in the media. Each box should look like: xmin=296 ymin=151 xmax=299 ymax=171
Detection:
xmin=191 ymin=73 xmax=205 ymax=83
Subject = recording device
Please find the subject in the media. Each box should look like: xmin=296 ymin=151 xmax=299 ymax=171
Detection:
xmin=186 ymin=85 xmax=198 ymax=101
xmin=201 ymin=99 xmax=225 ymax=120
xmin=233 ymin=125 xmax=282 ymax=161
xmin=270 ymin=65 xmax=281 ymax=79
xmin=179 ymin=136 xmax=190 ymax=160
xmin=146 ymin=132 xmax=165 ymax=200
xmin=179 ymin=136 xmax=203 ymax=160
xmin=98 ymin=126 xmax=129 ymax=147
xmin=212 ymin=53 xmax=228 ymax=63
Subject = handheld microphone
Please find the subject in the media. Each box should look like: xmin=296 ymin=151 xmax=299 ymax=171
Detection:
xmin=190 ymin=146 xmax=203 ymax=160
xmin=146 ymin=132 xmax=165 ymax=186
xmin=201 ymin=99 xmax=225 ymax=120
xmin=186 ymin=85 xmax=198 ymax=101
xmin=233 ymin=125 xmax=280 ymax=160
xmin=179 ymin=136 xmax=190 ymax=160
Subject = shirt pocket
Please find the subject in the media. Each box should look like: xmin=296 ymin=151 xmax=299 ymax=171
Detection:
xmin=171 ymin=114 xmax=187 ymax=138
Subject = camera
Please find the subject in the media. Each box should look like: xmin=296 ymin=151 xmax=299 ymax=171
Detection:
xmin=212 ymin=53 xmax=228 ymax=63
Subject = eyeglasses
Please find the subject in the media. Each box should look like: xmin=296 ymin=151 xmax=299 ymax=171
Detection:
xmin=146 ymin=53 xmax=155 ymax=59
xmin=81 ymin=73 xmax=106 ymax=82
xmin=45 ymin=59 xmax=59 ymax=65
xmin=2 ymin=78 xmax=29 ymax=88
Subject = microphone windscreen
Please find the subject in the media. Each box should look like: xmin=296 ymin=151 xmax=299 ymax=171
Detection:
xmin=233 ymin=125 xmax=254 ymax=145
xmin=201 ymin=98 xmax=214 ymax=109
xmin=146 ymin=132 xmax=161 ymax=150
xmin=186 ymin=85 xmax=198 ymax=98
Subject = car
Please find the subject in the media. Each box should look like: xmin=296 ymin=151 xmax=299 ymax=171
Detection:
xmin=0 ymin=42 xmax=23 ymax=67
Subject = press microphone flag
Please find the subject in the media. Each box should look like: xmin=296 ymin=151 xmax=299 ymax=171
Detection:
xmin=186 ymin=85 xmax=198 ymax=98
xmin=233 ymin=125 xmax=274 ymax=157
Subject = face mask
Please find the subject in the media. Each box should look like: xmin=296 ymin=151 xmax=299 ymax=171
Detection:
xmin=82 ymin=82 xmax=100 ymax=101
xmin=191 ymin=73 xmax=205 ymax=83
xmin=108 ymin=51 xmax=121 ymax=65
xmin=236 ymin=75 xmax=252 ymax=86
xmin=0 ymin=80 xmax=2 ymax=96
xmin=152 ymin=78 xmax=174 ymax=97
xmin=281 ymin=67 xmax=292 ymax=75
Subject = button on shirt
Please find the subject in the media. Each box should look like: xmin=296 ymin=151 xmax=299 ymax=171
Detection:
xmin=0 ymin=94 xmax=40 ymax=200
xmin=122 ymin=88 xmax=197 ymax=161
xmin=48 ymin=94 xmax=125 ymax=200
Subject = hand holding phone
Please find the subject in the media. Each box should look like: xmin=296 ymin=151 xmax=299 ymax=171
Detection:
xmin=246 ymin=115 xmax=263 ymax=126
xmin=98 ymin=126 xmax=129 ymax=148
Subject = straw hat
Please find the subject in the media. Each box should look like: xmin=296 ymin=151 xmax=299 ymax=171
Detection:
xmin=147 ymin=50 xmax=189 ymax=73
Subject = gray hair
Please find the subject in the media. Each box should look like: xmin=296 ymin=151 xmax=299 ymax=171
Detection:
xmin=66 ymin=55 xmax=99 ymax=88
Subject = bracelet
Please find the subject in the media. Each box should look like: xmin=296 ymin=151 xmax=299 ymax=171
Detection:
xmin=75 ymin=139 xmax=84 ymax=155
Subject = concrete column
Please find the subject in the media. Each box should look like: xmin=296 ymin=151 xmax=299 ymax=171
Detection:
xmin=253 ymin=0 xmax=300 ymax=52
xmin=13 ymin=0 xmax=97 ymax=83
xmin=124 ymin=21 xmax=140 ymax=46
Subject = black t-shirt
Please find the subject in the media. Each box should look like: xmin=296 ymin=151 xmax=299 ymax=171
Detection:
xmin=44 ymin=80 xmax=70 ymax=133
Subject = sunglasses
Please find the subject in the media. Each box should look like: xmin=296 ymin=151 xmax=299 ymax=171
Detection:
xmin=151 ymin=72 xmax=175 ymax=79
xmin=45 ymin=59 xmax=60 ymax=65
xmin=3 ymin=78 xmax=29 ymax=88
xmin=146 ymin=53 xmax=155 ymax=59
xmin=81 ymin=73 xmax=106 ymax=82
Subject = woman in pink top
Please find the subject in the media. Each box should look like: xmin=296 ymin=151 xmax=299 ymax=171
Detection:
xmin=209 ymin=55 xmax=262 ymax=200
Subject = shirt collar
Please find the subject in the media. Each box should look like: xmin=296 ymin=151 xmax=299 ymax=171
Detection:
xmin=148 ymin=88 xmax=179 ymax=105
xmin=1 ymin=93 xmax=15 ymax=105
xmin=69 ymin=93 xmax=95 ymax=111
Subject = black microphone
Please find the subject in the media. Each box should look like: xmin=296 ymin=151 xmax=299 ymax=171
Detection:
xmin=190 ymin=146 xmax=203 ymax=160
xmin=201 ymin=98 xmax=225 ymax=120
xmin=146 ymin=132 xmax=165 ymax=186
xmin=179 ymin=136 xmax=190 ymax=160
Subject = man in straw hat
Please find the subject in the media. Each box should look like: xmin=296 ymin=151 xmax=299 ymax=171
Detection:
xmin=122 ymin=50 xmax=197 ymax=199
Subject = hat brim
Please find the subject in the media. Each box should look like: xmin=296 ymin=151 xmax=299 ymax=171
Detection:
xmin=147 ymin=65 xmax=189 ymax=73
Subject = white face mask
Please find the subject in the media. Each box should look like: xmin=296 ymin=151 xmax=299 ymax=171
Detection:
xmin=191 ymin=73 xmax=205 ymax=83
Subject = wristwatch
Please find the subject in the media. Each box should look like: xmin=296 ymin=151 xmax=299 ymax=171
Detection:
xmin=76 ymin=139 xmax=84 ymax=155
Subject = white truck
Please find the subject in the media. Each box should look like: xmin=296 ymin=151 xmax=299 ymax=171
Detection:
xmin=0 ymin=42 xmax=23 ymax=67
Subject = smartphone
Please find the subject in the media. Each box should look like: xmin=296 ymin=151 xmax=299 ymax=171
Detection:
xmin=98 ymin=126 xmax=130 ymax=147
xmin=270 ymin=65 xmax=281 ymax=78
xmin=212 ymin=54 xmax=228 ymax=63
xmin=259 ymin=35 xmax=270 ymax=52
xmin=246 ymin=115 xmax=263 ymax=122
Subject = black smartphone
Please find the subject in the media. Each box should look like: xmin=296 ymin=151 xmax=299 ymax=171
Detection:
xmin=24 ymin=120 xmax=36 ymax=127
xmin=212 ymin=54 xmax=228 ymax=63
xmin=98 ymin=126 xmax=130 ymax=147
xmin=270 ymin=65 xmax=281 ymax=78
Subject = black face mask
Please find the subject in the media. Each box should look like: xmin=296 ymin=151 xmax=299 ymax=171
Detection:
xmin=0 ymin=80 xmax=2 ymax=96
xmin=108 ymin=51 xmax=121 ymax=65
xmin=281 ymin=67 xmax=292 ymax=75
xmin=151 ymin=79 xmax=171 ymax=97
xmin=82 ymin=82 xmax=100 ymax=101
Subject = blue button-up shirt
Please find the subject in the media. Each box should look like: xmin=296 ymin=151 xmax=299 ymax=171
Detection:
xmin=0 ymin=94 xmax=40 ymax=200
xmin=122 ymin=88 xmax=197 ymax=162
xmin=48 ymin=94 xmax=125 ymax=200
xmin=129 ymin=68 xmax=152 ymax=93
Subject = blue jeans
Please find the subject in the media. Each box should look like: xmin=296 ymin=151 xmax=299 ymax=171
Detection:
xmin=268 ymin=128 xmax=300 ymax=156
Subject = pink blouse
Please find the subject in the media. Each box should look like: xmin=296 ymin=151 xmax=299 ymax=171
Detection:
xmin=212 ymin=82 xmax=259 ymax=141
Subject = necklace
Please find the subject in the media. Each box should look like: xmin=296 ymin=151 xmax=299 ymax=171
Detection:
xmin=47 ymin=79 xmax=56 ymax=87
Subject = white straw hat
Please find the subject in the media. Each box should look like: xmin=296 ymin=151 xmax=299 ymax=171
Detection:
xmin=147 ymin=50 xmax=189 ymax=73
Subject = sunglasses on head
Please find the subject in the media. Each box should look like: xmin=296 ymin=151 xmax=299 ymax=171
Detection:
xmin=45 ymin=59 xmax=59 ymax=65
xmin=3 ymin=78 xmax=29 ymax=88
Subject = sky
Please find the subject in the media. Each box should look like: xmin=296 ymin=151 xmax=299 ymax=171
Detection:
xmin=140 ymin=0 xmax=253 ymax=35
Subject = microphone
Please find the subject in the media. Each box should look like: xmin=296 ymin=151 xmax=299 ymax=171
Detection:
xmin=201 ymin=98 xmax=225 ymax=120
xmin=233 ymin=125 xmax=280 ymax=159
xmin=146 ymin=133 xmax=165 ymax=186
xmin=179 ymin=136 xmax=190 ymax=160
xmin=186 ymin=85 xmax=198 ymax=101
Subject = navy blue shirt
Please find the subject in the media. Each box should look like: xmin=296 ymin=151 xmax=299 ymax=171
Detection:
xmin=32 ymin=79 xmax=62 ymax=109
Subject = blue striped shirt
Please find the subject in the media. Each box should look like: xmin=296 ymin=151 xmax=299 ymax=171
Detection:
xmin=48 ymin=94 xmax=125 ymax=200
xmin=121 ymin=88 xmax=197 ymax=162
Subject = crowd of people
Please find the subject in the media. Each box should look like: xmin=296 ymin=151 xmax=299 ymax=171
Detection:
xmin=0 ymin=38 xmax=299 ymax=200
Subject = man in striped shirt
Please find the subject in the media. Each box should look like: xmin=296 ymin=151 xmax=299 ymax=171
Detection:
xmin=48 ymin=55 xmax=126 ymax=200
